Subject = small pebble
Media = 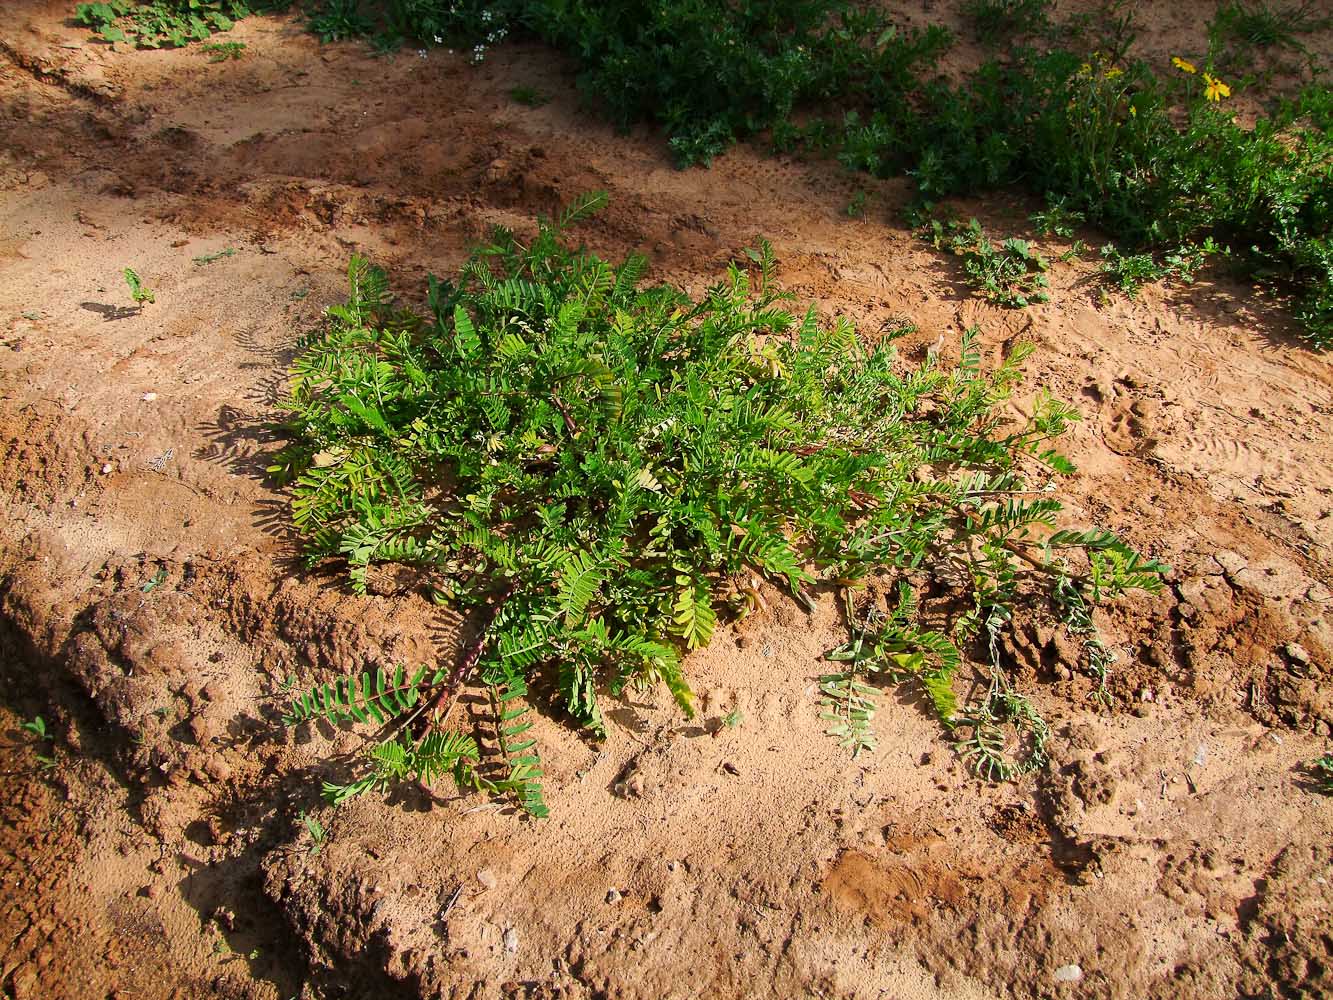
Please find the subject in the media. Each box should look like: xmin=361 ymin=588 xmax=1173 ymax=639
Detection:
xmin=477 ymin=869 xmax=497 ymax=890
xmin=142 ymin=392 xmax=157 ymax=402
xmin=605 ymin=888 xmax=622 ymax=904
xmin=502 ymin=927 xmax=518 ymax=953
xmin=203 ymin=755 xmax=231 ymax=782
xmin=1284 ymin=642 xmax=1310 ymax=665
xmin=101 ymin=463 xmax=113 ymax=474
xmin=1053 ymin=964 xmax=1083 ymax=983
xmin=187 ymin=714 xmax=216 ymax=746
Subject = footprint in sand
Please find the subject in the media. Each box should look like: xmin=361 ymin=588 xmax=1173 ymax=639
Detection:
xmin=1102 ymin=397 xmax=1162 ymax=456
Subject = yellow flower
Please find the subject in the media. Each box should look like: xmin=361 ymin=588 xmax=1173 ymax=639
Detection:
xmin=1203 ymin=73 xmax=1231 ymax=101
xmin=1172 ymin=56 xmax=1196 ymax=74
xmin=1104 ymin=67 xmax=1123 ymax=79
xmin=1129 ymin=104 xmax=1137 ymax=117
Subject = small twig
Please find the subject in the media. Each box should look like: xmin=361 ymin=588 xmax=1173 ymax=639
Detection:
xmin=441 ymin=884 xmax=463 ymax=917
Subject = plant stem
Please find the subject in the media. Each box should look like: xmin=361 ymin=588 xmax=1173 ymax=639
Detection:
xmin=424 ymin=582 xmax=516 ymax=731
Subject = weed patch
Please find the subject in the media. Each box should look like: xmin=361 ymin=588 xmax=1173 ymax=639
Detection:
xmin=1208 ymin=0 xmax=1330 ymax=77
xmin=75 ymin=0 xmax=253 ymax=48
xmin=926 ymin=217 xmax=1052 ymax=308
xmin=508 ymin=85 xmax=549 ymax=107
xmin=200 ymin=39 xmax=247 ymax=60
xmin=963 ymin=0 xmax=1053 ymax=46
xmin=1099 ymin=240 xmax=1220 ymax=299
xmin=273 ymin=199 xmax=1164 ymax=811
xmin=1309 ymin=750 xmax=1333 ymax=794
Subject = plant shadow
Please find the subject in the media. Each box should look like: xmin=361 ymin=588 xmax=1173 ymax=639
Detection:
xmin=80 ymin=301 xmax=140 ymax=321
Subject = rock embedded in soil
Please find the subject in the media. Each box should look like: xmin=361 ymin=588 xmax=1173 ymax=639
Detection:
xmin=187 ymin=714 xmax=216 ymax=747
xmin=1053 ymin=964 xmax=1083 ymax=982
xmin=202 ymin=755 xmax=231 ymax=782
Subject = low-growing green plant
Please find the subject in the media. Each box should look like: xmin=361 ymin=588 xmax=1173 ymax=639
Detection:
xmin=307 ymin=0 xmax=374 ymax=43
xmin=1099 ymin=239 xmax=1220 ymax=299
xmin=1209 ymin=0 xmax=1329 ymax=60
xmin=123 ymin=267 xmax=155 ymax=306
xmin=17 ymin=715 xmax=57 ymax=771
xmin=927 ymin=217 xmax=1052 ymax=308
xmin=1030 ymin=198 xmax=1085 ymax=239
xmin=75 ymin=0 xmax=252 ymax=48
xmin=20 ymin=716 xmax=49 ymax=740
xmin=530 ymin=1 xmax=951 ymax=167
xmin=1309 ymin=750 xmax=1333 ymax=794
xmin=963 ymin=0 xmax=1053 ymax=46
xmin=509 ymin=86 xmax=550 ymax=107
xmin=193 ymin=247 xmax=238 ymax=265
xmin=201 ymin=40 xmax=247 ymax=60
xmin=299 ymin=810 xmax=328 ymax=854
xmin=271 ymin=198 xmax=1164 ymax=812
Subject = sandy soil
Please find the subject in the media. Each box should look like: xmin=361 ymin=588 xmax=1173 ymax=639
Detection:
xmin=1 ymin=2 xmax=1332 ymax=998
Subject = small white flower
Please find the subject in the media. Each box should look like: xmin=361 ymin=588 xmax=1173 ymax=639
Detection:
xmin=417 ymin=49 xmax=428 ymax=58
xmin=433 ymin=34 xmax=443 ymax=44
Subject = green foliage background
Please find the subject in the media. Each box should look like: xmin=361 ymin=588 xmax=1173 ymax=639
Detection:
xmin=75 ymin=0 xmax=1333 ymax=345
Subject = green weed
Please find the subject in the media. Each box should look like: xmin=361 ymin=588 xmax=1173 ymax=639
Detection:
xmin=1099 ymin=240 xmax=1220 ymax=299
xmin=272 ymin=198 xmax=1164 ymax=809
xmin=1210 ymin=0 xmax=1329 ymax=53
xmin=75 ymin=0 xmax=251 ymax=48
xmin=20 ymin=716 xmax=49 ymax=740
xmin=193 ymin=247 xmax=238 ymax=265
xmin=963 ymin=0 xmax=1053 ymax=45
xmin=1309 ymin=751 xmax=1333 ymax=794
xmin=509 ymin=86 xmax=550 ymax=107
xmin=927 ymin=217 xmax=1051 ymax=308
xmin=1030 ymin=198 xmax=1085 ymax=239
xmin=299 ymin=810 xmax=327 ymax=854
xmin=123 ymin=267 xmax=155 ymax=306
xmin=307 ymin=0 xmax=373 ymax=43
xmin=201 ymin=40 xmax=247 ymax=60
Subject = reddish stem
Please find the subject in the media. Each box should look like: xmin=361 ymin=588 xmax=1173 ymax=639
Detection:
xmin=424 ymin=582 xmax=516 ymax=730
